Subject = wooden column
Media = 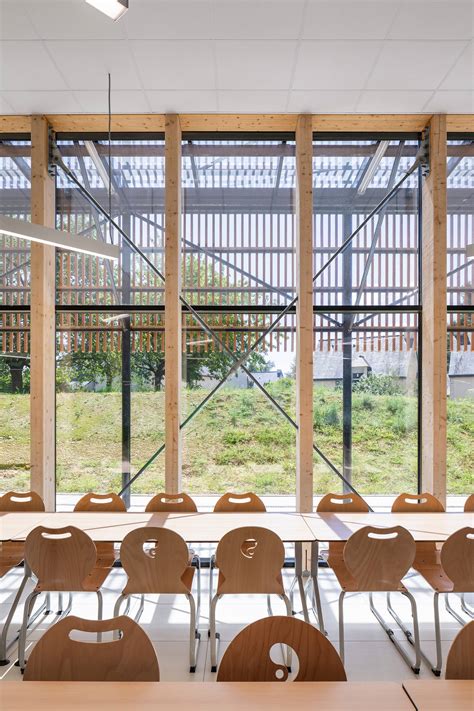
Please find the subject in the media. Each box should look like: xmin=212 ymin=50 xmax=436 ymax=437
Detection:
xmin=164 ymin=115 xmax=182 ymax=492
xmin=421 ymin=115 xmax=447 ymax=506
xmin=296 ymin=115 xmax=314 ymax=512
xmin=30 ymin=116 xmax=56 ymax=511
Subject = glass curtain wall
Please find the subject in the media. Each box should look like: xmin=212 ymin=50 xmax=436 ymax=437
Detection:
xmin=446 ymin=136 xmax=473 ymax=494
xmin=181 ymin=136 xmax=296 ymax=495
xmin=55 ymin=137 xmax=165 ymax=502
xmin=312 ymin=137 xmax=420 ymax=496
xmin=0 ymin=138 xmax=31 ymax=492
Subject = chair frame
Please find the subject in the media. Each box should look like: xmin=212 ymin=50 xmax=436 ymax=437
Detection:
xmin=209 ymin=526 xmax=292 ymax=673
xmin=0 ymin=491 xmax=50 ymax=666
xmin=336 ymin=526 xmax=421 ymax=675
xmin=113 ymin=527 xmax=201 ymax=673
xmin=18 ymin=525 xmax=110 ymax=672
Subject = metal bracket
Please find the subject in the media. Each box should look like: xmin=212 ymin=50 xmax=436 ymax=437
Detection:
xmin=418 ymin=127 xmax=430 ymax=178
xmin=48 ymin=128 xmax=65 ymax=177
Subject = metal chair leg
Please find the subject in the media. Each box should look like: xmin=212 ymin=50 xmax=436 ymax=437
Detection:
xmin=96 ymin=590 xmax=103 ymax=642
xmin=310 ymin=540 xmax=327 ymax=634
xmin=445 ymin=593 xmax=468 ymax=627
xmin=18 ymin=591 xmax=39 ymax=672
xmin=386 ymin=591 xmax=432 ymax=672
xmin=281 ymin=593 xmax=293 ymax=671
xmin=369 ymin=592 xmax=420 ymax=674
xmin=0 ymin=568 xmax=30 ymax=665
xmin=338 ymin=591 xmax=345 ymax=665
xmin=209 ymin=593 xmax=220 ymax=672
xmin=432 ymin=591 xmax=443 ymax=675
xmin=460 ymin=593 xmax=474 ymax=619
xmin=186 ymin=593 xmax=200 ymax=673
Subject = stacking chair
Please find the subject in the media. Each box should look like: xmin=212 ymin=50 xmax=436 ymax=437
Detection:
xmin=23 ymin=615 xmax=160 ymax=681
xmin=214 ymin=491 xmax=266 ymax=512
xmin=392 ymin=492 xmax=444 ymax=567
xmin=209 ymin=526 xmax=292 ymax=672
xmin=0 ymin=491 xmax=47 ymax=665
xmin=412 ymin=527 xmax=474 ymax=675
xmin=74 ymin=492 xmax=126 ymax=569
xmin=333 ymin=525 xmax=420 ymax=673
xmin=145 ymin=491 xmax=198 ymax=513
xmin=114 ymin=527 xmax=201 ymax=672
xmin=18 ymin=525 xmax=113 ymax=672
xmin=464 ymin=494 xmax=474 ymax=512
xmin=312 ymin=492 xmax=370 ymax=633
xmin=217 ymin=615 xmax=346 ymax=682
xmin=445 ymin=621 xmax=474 ymax=680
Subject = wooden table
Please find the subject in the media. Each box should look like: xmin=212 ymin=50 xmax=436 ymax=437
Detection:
xmin=403 ymin=680 xmax=474 ymax=710
xmin=1 ymin=681 xmax=415 ymax=710
xmin=0 ymin=511 xmax=314 ymax=543
xmin=303 ymin=512 xmax=474 ymax=542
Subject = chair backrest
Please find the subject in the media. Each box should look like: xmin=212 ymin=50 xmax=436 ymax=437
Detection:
xmin=317 ymin=492 xmax=369 ymax=513
xmin=145 ymin=492 xmax=197 ymax=513
xmin=464 ymin=494 xmax=474 ymax=512
xmin=445 ymin=621 xmax=474 ymax=680
xmin=214 ymin=492 xmax=266 ymax=512
xmin=73 ymin=492 xmax=126 ymax=512
xmin=343 ymin=526 xmax=415 ymax=591
xmin=25 ymin=526 xmax=97 ymax=592
xmin=440 ymin=527 xmax=474 ymax=592
xmin=391 ymin=492 xmax=445 ymax=513
xmin=120 ymin=527 xmax=192 ymax=595
xmin=23 ymin=615 xmax=160 ymax=681
xmin=215 ymin=526 xmax=284 ymax=594
xmin=217 ymin=616 xmax=346 ymax=682
xmin=0 ymin=490 xmax=45 ymax=512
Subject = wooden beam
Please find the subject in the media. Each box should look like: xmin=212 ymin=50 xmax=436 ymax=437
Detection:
xmin=0 ymin=115 xmax=31 ymax=133
xmin=45 ymin=114 xmax=166 ymax=133
xmin=30 ymin=116 xmax=56 ymax=511
xmin=446 ymin=115 xmax=474 ymax=133
xmin=421 ymin=115 xmax=447 ymax=506
xmin=179 ymin=114 xmax=297 ymax=132
xmin=313 ymin=114 xmax=432 ymax=132
xmin=164 ymin=115 xmax=182 ymax=493
xmin=295 ymin=115 xmax=314 ymax=513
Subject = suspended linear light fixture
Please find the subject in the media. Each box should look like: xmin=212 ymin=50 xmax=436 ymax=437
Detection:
xmin=0 ymin=215 xmax=119 ymax=260
xmin=84 ymin=141 xmax=116 ymax=196
xmin=357 ymin=140 xmax=391 ymax=195
xmin=85 ymin=0 xmax=129 ymax=21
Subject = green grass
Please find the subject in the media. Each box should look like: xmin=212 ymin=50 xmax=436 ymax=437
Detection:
xmin=0 ymin=381 xmax=472 ymax=496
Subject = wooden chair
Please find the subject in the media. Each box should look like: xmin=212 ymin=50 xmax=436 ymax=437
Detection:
xmin=464 ymin=494 xmax=474 ymax=512
xmin=209 ymin=526 xmax=291 ymax=672
xmin=445 ymin=621 xmax=474 ymax=680
xmin=115 ymin=527 xmax=201 ymax=672
xmin=213 ymin=492 xmax=266 ymax=512
xmin=0 ymin=491 xmax=46 ymax=666
xmin=332 ymin=525 xmax=420 ymax=673
xmin=145 ymin=491 xmax=198 ymax=513
xmin=23 ymin=615 xmax=160 ymax=681
xmin=392 ymin=492 xmax=445 ymax=567
xmin=415 ymin=526 xmax=474 ymax=675
xmin=74 ymin=492 xmax=126 ymax=568
xmin=313 ymin=492 xmax=370 ymax=634
xmin=217 ymin=615 xmax=346 ymax=682
xmin=18 ymin=525 xmax=113 ymax=672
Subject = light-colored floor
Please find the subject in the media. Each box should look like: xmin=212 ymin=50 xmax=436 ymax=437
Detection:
xmin=1 ymin=558 xmax=471 ymax=683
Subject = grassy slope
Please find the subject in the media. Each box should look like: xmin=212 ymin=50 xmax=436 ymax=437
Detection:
xmin=0 ymin=381 xmax=472 ymax=495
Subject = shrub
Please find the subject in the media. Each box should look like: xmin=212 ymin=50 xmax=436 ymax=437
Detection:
xmin=353 ymin=373 xmax=401 ymax=396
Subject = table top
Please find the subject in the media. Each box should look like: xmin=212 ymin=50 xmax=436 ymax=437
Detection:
xmin=303 ymin=511 xmax=474 ymax=541
xmin=403 ymin=680 xmax=474 ymax=710
xmin=0 ymin=681 xmax=414 ymax=710
xmin=2 ymin=510 xmax=472 ymax=543
xmin=0 ymin=511 xmax=314 ymax=543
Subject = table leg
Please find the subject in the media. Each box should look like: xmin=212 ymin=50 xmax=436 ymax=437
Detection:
xmin=310 ymin=540 xmax=327 ymax=634
xmin=294 ymin=542 xmax=310 ymax=623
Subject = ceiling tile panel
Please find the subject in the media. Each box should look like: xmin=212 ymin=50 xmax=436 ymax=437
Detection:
xmin=215 ymin=40 xmax=297 ymax=90
xmin=302 ymin=1 xmax=399 ymax=40
xmin=146 ymin=89 xmax=218 ymax=112
xmin=287 ymin=89 xmax=360 ymax=112
xmin=130 ymin=40 xmax=216 ymax=90
xmin=388 ymin=1 xmax=473 ymax=40
xmin=0 ymin=40 xmax=68 ymax=90
xmin=293 ymin=41 xmax=382 ymax=90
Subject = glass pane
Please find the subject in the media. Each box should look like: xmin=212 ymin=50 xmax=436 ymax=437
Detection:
xmin=313 ymin=311 xmax=419 ymax=496
xmin=447 ymin=138 xmax=474 ymax=307
xmin=312 ymin=138 xmax=419 ymax=308
xmin=447 ymin=311 xmax=474 ymax=495
xmin=181 ymin=137 xmax=296 ymax=496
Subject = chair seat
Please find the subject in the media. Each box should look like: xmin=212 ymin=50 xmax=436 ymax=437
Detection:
xmin=329 ymin=554 xmax=406 ymax=593
xmin=34 ymin=565 xmax=112 ymax=593
xmin=216 ymin=569 xmax=284 ymax=595
xmin=413 ymin=562 xmax=454 ymax=592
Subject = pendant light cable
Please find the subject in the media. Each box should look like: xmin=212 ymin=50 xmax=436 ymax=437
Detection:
xmin=108 ymin=72 xmax=112 ymax=242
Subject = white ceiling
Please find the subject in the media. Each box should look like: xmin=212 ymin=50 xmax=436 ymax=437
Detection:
xmin=0 ymin=0 xmax=472 ymax=115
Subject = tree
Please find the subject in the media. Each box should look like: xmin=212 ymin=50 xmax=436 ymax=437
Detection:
xmin=68 ymin=350 xmax=121 ymax=391
xmin=132 ymin=350 xmax=165 ymax=391
xmin=0 ymin=355 xmax=29 ymax=393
